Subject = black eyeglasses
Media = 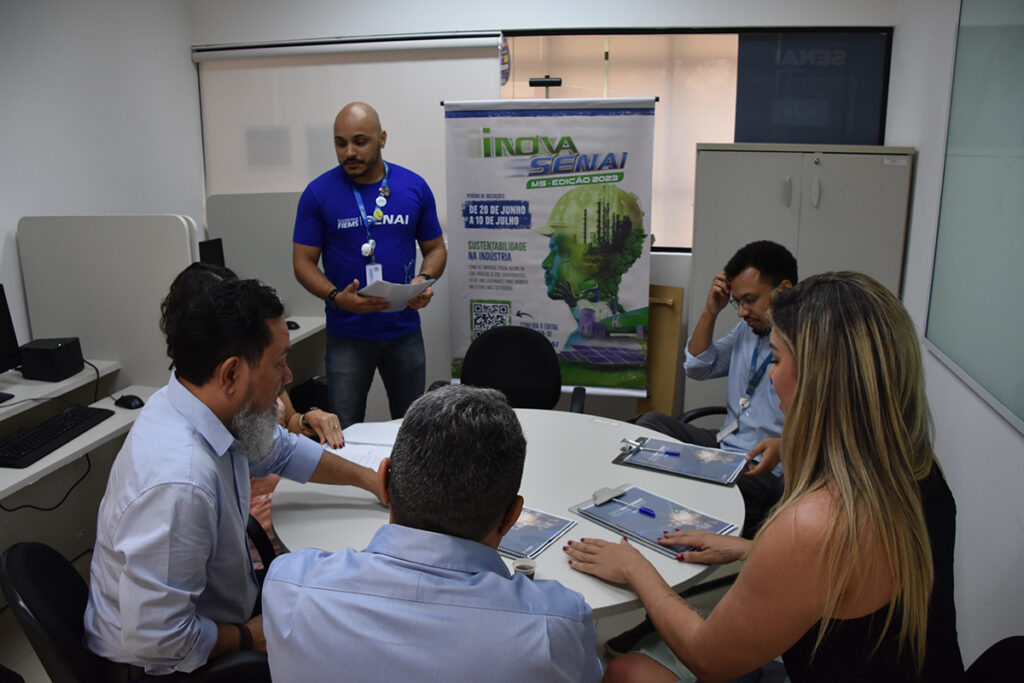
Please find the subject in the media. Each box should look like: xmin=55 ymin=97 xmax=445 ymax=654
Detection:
xmin=728 ymin=286 xmax=779 ymax=310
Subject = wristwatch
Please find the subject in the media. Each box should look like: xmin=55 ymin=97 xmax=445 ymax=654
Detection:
xmin=300 ymin=409 xmax=318 ymax=431
xmin=326 ymin=288 xmax=342 ymax=309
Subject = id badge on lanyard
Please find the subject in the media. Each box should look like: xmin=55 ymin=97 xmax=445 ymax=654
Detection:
xmin=352 ymin=162 xmax=390 ymax=283
xmin=716 ymin=419 xmax=739 ymax=443
xmin=716 ymin=340 xmax=771 ymax=444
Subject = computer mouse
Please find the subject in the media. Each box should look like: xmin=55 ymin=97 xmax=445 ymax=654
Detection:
xmin=115 ymin=394 xmax=145 ymax=410
xmin=286 ymin=320 xmax=300 ymax=330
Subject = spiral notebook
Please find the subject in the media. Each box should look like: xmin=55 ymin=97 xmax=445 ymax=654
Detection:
xmin=324 ymin=421 xmax=399 ymax=472
xmin=498 ymin=507 xmax=576 ymax=559
xmin=569 ymin=484 xmax=736 ymax=559
xmin=614 ymin=437 xmax=748 ymax=486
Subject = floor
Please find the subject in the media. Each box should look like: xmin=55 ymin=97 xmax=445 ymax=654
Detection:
xmin=594 ymin=573 xmax=732 ymax=669
xmin=0 ymin=553 xmax=731 ymax=682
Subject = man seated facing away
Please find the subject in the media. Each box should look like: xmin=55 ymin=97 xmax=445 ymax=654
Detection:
xmin=262 ymin=385 xmax=603 ymax=682
xmin=84 ymin=276 xmax=379 ymax=677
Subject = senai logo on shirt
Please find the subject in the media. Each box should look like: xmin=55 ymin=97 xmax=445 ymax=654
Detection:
xmin=337 ymin=215 xmax=411 ymax=230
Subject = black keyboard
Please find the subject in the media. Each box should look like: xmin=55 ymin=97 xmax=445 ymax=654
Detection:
xmin=0 ymin=405 xmax=114 ymax=469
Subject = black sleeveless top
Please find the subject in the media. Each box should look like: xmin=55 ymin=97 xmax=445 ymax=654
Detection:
xmin=782 ymin=464 xmax=964 ymax=682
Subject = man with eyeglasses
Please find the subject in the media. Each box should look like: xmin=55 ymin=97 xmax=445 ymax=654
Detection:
xmin=604 ymin=240 xmax=798 ymax=658
xmin=638 ymin=240 xmax=798 ymax=538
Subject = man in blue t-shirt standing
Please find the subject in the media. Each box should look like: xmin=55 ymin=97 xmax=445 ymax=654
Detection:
xmin=293 ymin=102 xmax=447 ymax=428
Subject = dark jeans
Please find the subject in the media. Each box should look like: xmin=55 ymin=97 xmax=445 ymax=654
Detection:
xmin=325 ymin=329 xmax=425 ymax=428
xmin=635 ymin=411 xmax=784 ymax=539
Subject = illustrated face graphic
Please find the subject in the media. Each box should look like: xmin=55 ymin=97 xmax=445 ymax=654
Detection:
xmin=537 ymin=184 xmax=646 ymax=306
xmin=542 ymin=232 xmax=594 ymax=302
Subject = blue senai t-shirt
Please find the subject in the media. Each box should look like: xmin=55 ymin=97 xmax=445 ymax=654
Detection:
xmin=293 ymin=163 xmax=443 ymax=340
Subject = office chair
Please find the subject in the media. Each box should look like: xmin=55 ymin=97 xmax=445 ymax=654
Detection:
xmin=965 ymin=635 xmax=1024 ymax=682
xmin=248 ymin=511 xmax=282 ymax=571
xmin=460 ymin=325 xmax=585 ymax=412
xmin=0 ymin=666 xmax=23 ymax=683
xmin=678 ymin=405 xmax=727 ymax=424
xmin=0 ymin=542 xmax=271 ymax=683
xmin=630 ymin=405 xmax=725 ymax=429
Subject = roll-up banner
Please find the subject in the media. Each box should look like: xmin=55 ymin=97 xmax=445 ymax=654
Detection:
xmin=444 ymin=98 xmax=655 ymax=395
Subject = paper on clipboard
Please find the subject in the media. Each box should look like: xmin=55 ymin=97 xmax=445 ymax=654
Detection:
xmin=357 ymin=279 xmax=435 ymax=312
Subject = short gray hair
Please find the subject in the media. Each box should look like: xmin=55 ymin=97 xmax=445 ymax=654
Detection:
xmin=389 ymin=385 xmax=526 ymax=541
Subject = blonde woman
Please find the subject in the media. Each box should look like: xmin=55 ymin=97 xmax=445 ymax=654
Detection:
xmin=564 ymin=272 xmax=963 ymax=682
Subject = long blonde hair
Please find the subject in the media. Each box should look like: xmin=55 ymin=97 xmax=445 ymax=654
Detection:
xmin=765 ymin=272 xmax=935 ymax=671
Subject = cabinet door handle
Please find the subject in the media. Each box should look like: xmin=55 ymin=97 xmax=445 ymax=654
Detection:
xmin=782 ymin=176 xmax=792 ymax=207
xmin=811 ymin=177 xmax=821 ymax=208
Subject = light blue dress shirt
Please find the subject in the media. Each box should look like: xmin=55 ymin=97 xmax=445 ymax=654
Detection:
xmin=263 ymin=524 xmax=604 ymax=683
xmin=84 ymin=374 xmax=322 ymax=675
xmin=684 ymin=320 xmax=785 ymax=457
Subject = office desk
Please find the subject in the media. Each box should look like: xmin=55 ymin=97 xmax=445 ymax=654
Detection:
xmin=286 ymin=316 xmax=325 ymax=345
xmin=0 ymin=359 xmax=120 ymax=423
xmin=272 ymin=408 xmax=744 ymax=617
xmin=284 ymin=316 xmax=326 ymax=389
xmin=0 ymin=384 xmax=157 ymax=501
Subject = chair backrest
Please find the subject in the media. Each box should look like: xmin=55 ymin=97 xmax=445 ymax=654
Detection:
xmin=461 ymin=326 xmax=561 ymax=409
xmin=965 ymin=635 xmax=1024 ymax=682
xmin=0 ymin=666 xmax=24 ymax=683
xmin=0 ymin=542 xmax=101 ymax=683
xmin=247 ymin=513 xmax=278 ymax=570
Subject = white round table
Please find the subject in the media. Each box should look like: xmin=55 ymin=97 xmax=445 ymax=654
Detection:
xmin=271 ymin=408 xmax=744 ymax=617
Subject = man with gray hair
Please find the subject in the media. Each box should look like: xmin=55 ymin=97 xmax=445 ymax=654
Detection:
xmin=262 ymin=385 xmax=603 ymax=682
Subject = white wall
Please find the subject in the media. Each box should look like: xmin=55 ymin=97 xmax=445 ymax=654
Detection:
xmin=0 ymin=0 xmax=206 ymax=578
xmin=888 ymin=0 xmax=1024 ymax=662
xmin=2 ymin=0 xmax=1020 ymax=665
xmin=0 ymin=0 xmax=205 ymax=346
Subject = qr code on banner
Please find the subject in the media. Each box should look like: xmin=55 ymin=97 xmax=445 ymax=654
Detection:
xmin=471 ymin=300 xmax=511 ymax=339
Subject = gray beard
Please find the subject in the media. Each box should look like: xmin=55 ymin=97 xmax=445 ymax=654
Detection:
xmin=231 ymin=401 xmax=278 ymax=468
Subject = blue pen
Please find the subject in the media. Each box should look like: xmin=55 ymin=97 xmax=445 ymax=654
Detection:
xmin=641 ymin=445 xmax=680 ymax=457
xmin=614 ymin=498 xmax=656 ymax=517
xmin=623 ymin=438 xmax=679 ymax=457
xmin=639 ymin=441 xmax=681 ymax=457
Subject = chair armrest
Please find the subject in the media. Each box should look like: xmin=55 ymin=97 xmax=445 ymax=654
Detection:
xmin=678 ymin=405 xmax=727 ymax=424
xmin=246 ymin=514 xmax=277 ymax=571
xmin=569 ymin=386 xmax=586 ymax=413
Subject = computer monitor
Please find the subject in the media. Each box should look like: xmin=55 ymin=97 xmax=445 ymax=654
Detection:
xmin=198 ymin=238 xmax=226 ymax=267
xmin=0 ymin=283 xmax=22 ymax=375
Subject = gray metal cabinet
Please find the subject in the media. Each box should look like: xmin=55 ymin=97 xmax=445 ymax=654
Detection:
xmin=684 ymin=143 xmax=916 ymax=413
